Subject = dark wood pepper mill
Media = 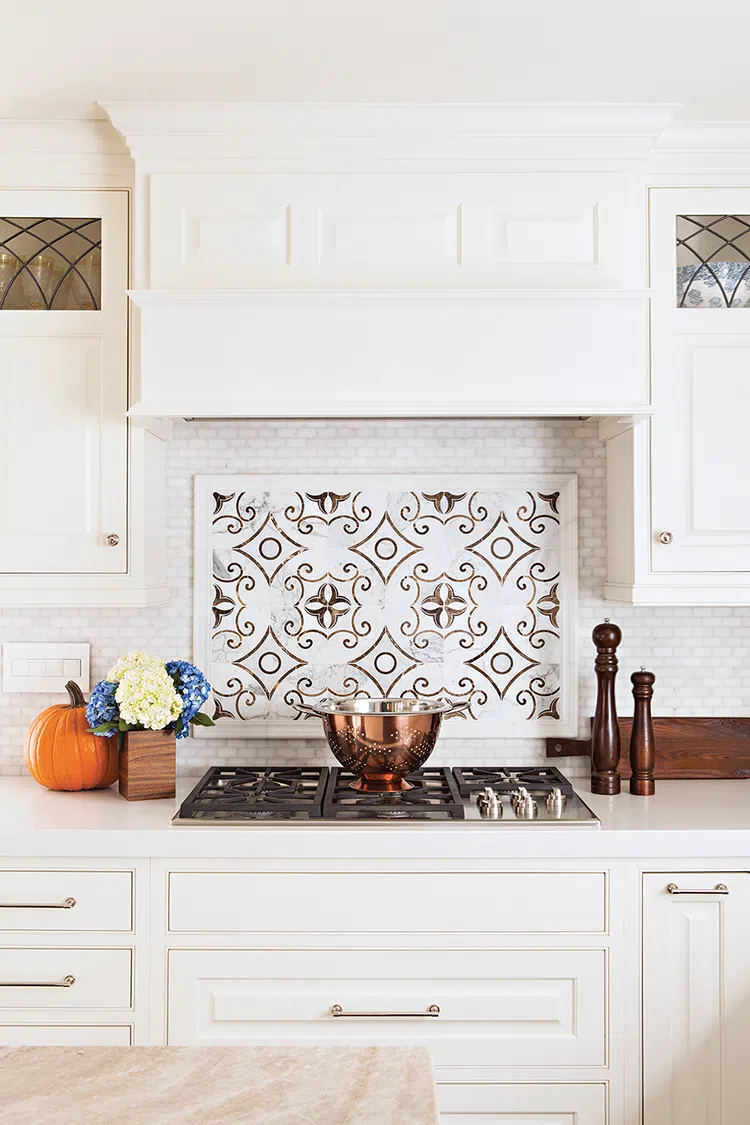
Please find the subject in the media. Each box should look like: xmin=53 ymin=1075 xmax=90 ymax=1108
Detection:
xmin=591 ymin=620 xmax=622 ymax=795
xmin=629 ymin=667 xmax=656 ymax=796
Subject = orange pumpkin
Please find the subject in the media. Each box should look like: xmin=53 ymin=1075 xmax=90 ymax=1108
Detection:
xmin=25 ymin=681 xmax=119 ymax=791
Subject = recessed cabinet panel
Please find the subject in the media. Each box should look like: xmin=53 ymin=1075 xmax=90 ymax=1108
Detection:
xmin=168 ymin=871 xmax=606 ymax=934
xmin=167 ymin=948 xmax=606 ymax=1068
xmin=149 ymin=173 xmax=634 ymax=289
xmin=0 ymin=189 xmax=128 ymax=576
xmin=0 ymin=1025 xmax=132 ymax=1046
xmin=437 ymin=1083 xmax=607 ymax=1124
xmin=643 ymin=873 xmax=750 ymax=1125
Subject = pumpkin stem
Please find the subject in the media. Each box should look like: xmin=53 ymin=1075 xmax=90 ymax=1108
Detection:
xmin=65 ymin=680 xmax=86 ymax=708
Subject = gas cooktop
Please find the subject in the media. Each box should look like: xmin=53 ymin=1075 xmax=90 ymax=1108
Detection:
xmin=172 ymin=766 xmax=600 ymax=827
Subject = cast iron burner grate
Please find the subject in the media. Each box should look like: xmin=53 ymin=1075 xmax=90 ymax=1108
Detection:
xmin=323 ymin=767 xmax=465 ymax=820
xmin=177 ymin=766 xmax=329 ymax=820
xmin=453 ymin=766 xmax=574 ymax=799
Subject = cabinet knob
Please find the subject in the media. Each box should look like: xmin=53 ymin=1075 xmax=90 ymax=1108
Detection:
xmin=657 ymin=531 xmax=674 ymax=545
xmin=105 ymin=533 xmax=120 ymax=547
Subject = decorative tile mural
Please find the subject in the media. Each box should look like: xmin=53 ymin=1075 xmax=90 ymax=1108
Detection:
xmin=194 ymin=475 xmax=577 ymax=737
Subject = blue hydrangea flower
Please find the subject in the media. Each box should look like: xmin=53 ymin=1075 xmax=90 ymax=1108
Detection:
xmin=166 ymin=660 xmax=211 ymax=739
xmin=86 ymin=680 xmax=119 ymax=737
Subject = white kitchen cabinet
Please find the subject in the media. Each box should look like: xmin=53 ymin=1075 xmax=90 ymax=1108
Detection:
xmin=643 ymin=872 xmax=750 ymax=1125
xmin=436 ymin=1083 xmax=607 ymax=1124
xmin=0 ymin=190 xmax=127 ymax=576
xmin=606 ymin=187 xmax=750 ymax=604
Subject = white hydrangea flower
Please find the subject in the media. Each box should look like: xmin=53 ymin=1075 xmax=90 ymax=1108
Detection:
xmin=115 ymin=666 xmax=183 ymax=731
xmin=108 ymin=650 xmax=165 ymax=684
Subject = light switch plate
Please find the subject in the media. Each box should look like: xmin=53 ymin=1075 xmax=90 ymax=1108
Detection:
xmin=2 ymin=643 xmax=90 ymax=694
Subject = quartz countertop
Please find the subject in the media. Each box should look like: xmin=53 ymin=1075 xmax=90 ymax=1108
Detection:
xmin=0 ymin=776 xmax=749 ymax=858
xmin=0 ymin=1045 xmax=439 ymax=1125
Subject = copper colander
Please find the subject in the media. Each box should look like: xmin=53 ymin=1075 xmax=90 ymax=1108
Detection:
xmin=294 ymin=697 xmax=470 ymax=793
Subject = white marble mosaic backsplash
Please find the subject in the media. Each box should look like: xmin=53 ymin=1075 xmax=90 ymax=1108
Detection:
xmin=2 ymin=418 xmax=750 ymax=780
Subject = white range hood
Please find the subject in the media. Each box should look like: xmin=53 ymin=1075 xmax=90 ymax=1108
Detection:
xmin=102 ymin=102 xmax=676 ymax=419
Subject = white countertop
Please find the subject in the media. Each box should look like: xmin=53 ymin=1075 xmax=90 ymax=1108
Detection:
xmin=1 ymin=776 xmax=750 ymax=858
xmin=0 ymin=1046 xmax=438 ymax=1125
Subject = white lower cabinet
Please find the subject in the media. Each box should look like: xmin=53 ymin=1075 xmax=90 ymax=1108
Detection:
xmin=643 ymin=872 xmax=750 ymax=1125
xmin=436 ymin=1083 xmax=607 ymax=1123
xmin=0 ymin=948 xmax=132 ymax=1009
xmin=0 ymin=1024 xmax=132 ymax=1045
xmin=167 ymin=947 xmax=606 ymax=1068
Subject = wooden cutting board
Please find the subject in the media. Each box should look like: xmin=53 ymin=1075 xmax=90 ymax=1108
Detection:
xmin=546 ymin=717 xmax=750 ymax=779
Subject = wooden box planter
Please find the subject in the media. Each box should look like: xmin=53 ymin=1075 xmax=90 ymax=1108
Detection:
xmin=118 ymin=730 xmax=176 ymax=801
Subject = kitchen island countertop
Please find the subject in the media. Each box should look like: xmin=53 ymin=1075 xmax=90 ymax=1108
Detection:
xmin=0 ymin=776 xmax=749 ymax=858
xmin=0 ymin=1045 xmax=439 ymax=1125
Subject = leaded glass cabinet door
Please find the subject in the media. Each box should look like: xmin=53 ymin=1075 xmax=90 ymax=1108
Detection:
xmin=0 ymin=190 xmax=128 ymax=573
xmin=649 ymin=188 xmax=750 ymax=573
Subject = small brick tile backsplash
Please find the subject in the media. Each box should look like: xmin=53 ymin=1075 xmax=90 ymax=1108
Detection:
xmin=2 ymin=418 xmax=750 ymax=780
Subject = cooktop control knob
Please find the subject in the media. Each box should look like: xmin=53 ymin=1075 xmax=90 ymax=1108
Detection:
xmin=476 ymin=786 xmax=502 ymax=819
xmin=546 ymin=787 xmax=568 ymax=817
xmin=514 ymin=793 xmax=538 ymax=819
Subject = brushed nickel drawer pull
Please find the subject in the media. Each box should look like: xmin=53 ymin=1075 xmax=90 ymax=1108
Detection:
xmin=0 ymin=897 xmax=76 ymax=910
xmin=666 ymin=883 xmax=729 ymax=896
xmin=0 ymin=975 xmax=76 ymax=988
xmin=330 ymin=1004 xmax=440 ymax=1018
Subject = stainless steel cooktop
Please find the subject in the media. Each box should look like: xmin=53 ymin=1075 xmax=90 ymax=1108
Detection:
xmin=171 ymin=765 xmax=600 ymax=827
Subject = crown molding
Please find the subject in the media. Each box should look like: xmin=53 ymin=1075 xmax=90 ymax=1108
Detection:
xmin=0 ymin=118 xmax=132 ymax=186
xmin=100 ymin=101 xmax=679 ymax=170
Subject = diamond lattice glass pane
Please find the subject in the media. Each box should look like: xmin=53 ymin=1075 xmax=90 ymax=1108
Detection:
xmin=676 ymin=215 xmax=750 ymax=307
xmin=0 ymin=218 xmax=101 ymax=310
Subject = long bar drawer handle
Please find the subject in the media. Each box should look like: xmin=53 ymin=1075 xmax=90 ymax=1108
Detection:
xmin=0 ymin=898 xmax=76 ymax=910
xmin=330 ymin=1004 xmax=440 ymax=1018
xmin=0 ymin=975 xmax=76 ymax=988
xmin=666 ymin=883 xmax=729 ymax=896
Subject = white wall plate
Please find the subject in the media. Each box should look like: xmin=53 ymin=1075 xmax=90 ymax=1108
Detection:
xmin=2 ymin=642 xmax=90 ymax=694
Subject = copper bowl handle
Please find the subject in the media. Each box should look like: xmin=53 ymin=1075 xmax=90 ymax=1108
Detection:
xmin=443 ymin=700 xmax=470 ymax=720
xmin=293 ymin=703 xmax=324 ymax=720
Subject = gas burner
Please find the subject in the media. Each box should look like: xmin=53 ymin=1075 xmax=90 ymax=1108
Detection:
xmin=322 ymin=767 xmax=465 ymax=820
xmin=453 ymin=766 xmax=574 ymax=799
xmin=177 ymin=767 xmax=328 ymax=820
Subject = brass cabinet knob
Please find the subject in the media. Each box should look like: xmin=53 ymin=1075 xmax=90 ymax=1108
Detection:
xmin=658 ymin=531 xmax=674 ymax=545
xmin=105 ymin=533 xmax=120 ymax=547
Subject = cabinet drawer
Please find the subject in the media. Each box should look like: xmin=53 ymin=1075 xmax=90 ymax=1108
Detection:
xmin=0 ymin=949 xmax=132 ymax=1009
xmin=0 ymin=871 xmax=132 ymax=931
xmin=169 ymin=871 xmax=606 ymax=934
xmin=0 ymin=1024 xmax=132 ymax=1045
xmin=437 ymin=1083 xmax=606 ymax=1123
xmin=168 ymin=948 xmax=606 ymax=1067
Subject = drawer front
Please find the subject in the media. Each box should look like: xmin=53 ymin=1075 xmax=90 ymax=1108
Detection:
xmin=0 ymin=949 xmax=132 ymax=1009
xmin=0 ymin=1024 xmax=132 ymax=1045
xmin=168 ymin=948 xmax=606 ymax=1067
xmin=437 ymin=1083 xmax=606 ymax=1124
xmin=169 ymin=871 xmax=606 ymax=935
xmin=0 ymin=871 xmax=132 ymax=932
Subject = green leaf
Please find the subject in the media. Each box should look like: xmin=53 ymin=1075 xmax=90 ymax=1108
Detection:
xmin=190 ymin=712 xmax=215 ymax=727
xmin=174 ymin=715 xmax=185 ymax=736
xmin=88 ymin=722 xmax=118 ymax=734
xmin=118 ymin=719 xmax=130 ymax=731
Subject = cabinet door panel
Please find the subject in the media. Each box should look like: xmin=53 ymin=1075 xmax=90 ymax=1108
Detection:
xmin=437 ymin=1083 xmax=606 ymax=1124
xmin=0 ymin=189 xmax=127 ymax=574
xmin=643 ymin=872 xmax=750 ymax=1125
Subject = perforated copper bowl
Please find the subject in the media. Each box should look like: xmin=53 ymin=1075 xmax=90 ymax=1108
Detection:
xmin=294 ymin=697 xmax=469 ymax=793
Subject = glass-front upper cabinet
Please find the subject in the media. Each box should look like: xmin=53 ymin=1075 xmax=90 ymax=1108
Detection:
xmin=0 ymin=190 xmax=128 ymax=576
xmin=676 ymin=213 xmax=750 ymax=308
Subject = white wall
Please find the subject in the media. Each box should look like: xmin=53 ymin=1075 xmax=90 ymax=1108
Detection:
xmin=1 ymin=417 xmax=748 ymax=780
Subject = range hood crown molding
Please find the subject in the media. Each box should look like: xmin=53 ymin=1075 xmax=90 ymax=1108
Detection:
xmin=100 ymin=101 xmax=679 ymax=169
